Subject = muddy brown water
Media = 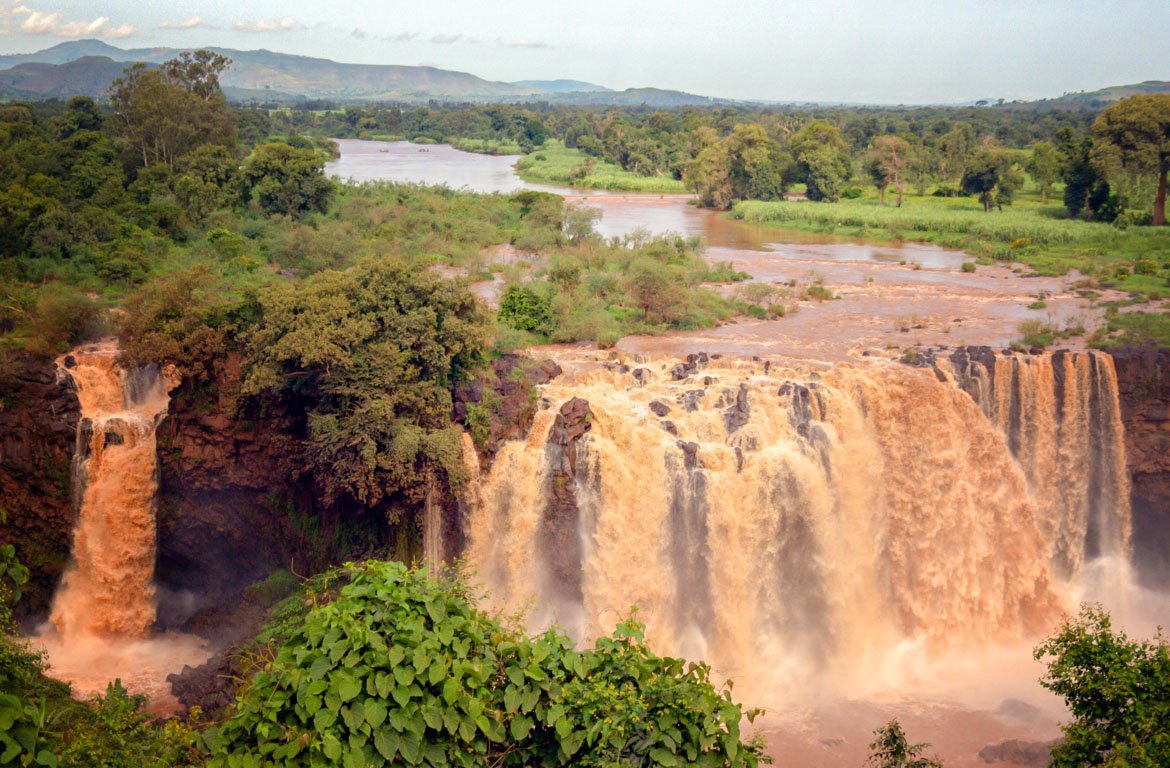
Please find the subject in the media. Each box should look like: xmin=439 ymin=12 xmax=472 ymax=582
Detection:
xmin=328 ymin=139 xmax=1108 ymax=363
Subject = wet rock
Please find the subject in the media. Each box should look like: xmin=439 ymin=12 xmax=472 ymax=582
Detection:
xmin=1112 ymin=346 xmax=1170 ymax=588
xmin=541 ymin=397 xmax=594 ymax=602
xmin=659 ymin=420 xmax=678 ymax=436
xmin=649 ymin=401 xmax=671 ymax=417
xmin=723 ymin=384 xmax=750 ymax=433
xmin=676 ymin=440 xmax=700 ymax=470
xmin=549 ymin=397 xmax=592 ymax=449
xmin=632 ymin=368 xmax=651 ymax=387
xmin=453 ymin=354 xmax=563 ymax=460
xmin=682 ymin=390 xmax=706 ymax=412
xmin=978 ymin=739 xmax=1055 ymax=766
xmin=101 ymin=422 xmax=126 ymax=446
xmin=671 ymin=363 xmax=693 ymax=381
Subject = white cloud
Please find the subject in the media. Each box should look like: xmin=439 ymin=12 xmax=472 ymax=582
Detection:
xmin=0 ymin=3 xmax=31 ymax=17
xmin=19 ymin=9 xmax=56 ymax=32
xmin=388 ymin=31 xmax=417 ymax=42
xmin=159 ymin=16 xmax=204 ymax=30
xmin=234 ymin=17 xmax=297 ymax=33
xmin=429 ymin=33 xmax=461 ymax=44
xmin=15 ymin=7 xmax=133 ymax=37
xmin=497 ymin=37 xmax=550 ymax=49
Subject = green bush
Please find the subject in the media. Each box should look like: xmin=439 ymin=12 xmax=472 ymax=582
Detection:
xmin=1035 ymin=605 xmax=1170 ymax=768
xmin=209 ymin=561 xmax=768 ymax=768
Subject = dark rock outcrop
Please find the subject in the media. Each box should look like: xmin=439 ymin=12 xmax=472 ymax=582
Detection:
xmin=722 ymin=384 xmax=750 ymax=433
xmin=153 ymin=352 xmax=308 ymax=626
xmin=539 ymin=397 xmax=592 ymax=602
xmin=649 ymin=400 xmax=671 ymax=417
xmin=453 ymin=354 xmax=561 ymax=463
xmin=1112 ymin=346 xmax=1170 ymax=587
xmin=978 ymin=739 xmax=1055 ymax=766
xmin=0 ymin=356 xmax=79 ymax=616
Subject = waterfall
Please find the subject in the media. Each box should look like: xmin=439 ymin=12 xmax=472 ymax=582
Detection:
xmin=37 ymin=340 xmax=208 ymax=708
xmin=463 ymin=350 xmax=1130 ymax=694
xmin=51 ymin=340 xmax=171 ymax=639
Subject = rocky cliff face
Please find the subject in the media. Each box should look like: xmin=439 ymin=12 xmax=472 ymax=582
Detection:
xmin=0 ymin=356 xmax=79 ymax=616
xmin=1111 ymin=346 xmax=1170 ymax=587
xmin=152 ymin=352 xmax=307 ymax=627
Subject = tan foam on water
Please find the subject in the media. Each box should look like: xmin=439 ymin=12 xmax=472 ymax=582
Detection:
xmin=461 ymin=352 xmax=1136 ymax=705
xmin=39 ymin=341 xmax=208 ymax=707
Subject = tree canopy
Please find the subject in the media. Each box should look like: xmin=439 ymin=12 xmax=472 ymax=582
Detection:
xmin=1034 ymin=605 xmax=1170 ymax=768
xmin=242 ymin=257 xmax=490 ymax=510
xmin=1092 ymin=93 xmax=1170 ymax=225
xmin=109 ymin=54 xmax=236 ymax=170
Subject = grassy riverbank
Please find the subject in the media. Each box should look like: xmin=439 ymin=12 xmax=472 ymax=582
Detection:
xmin=731 ymin=194 xmax=1170 ymax=346
xmin=515 ymin=141 xmax=688 ymax=193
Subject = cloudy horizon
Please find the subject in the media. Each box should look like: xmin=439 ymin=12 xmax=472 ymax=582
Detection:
xmin=0 ymin=0 xmax=1165 ymax=104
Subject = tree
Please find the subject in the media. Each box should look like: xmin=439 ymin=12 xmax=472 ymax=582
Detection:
xmin=1062 ymin=136 xmax=1116 ymax=221
xmin=866 ymin=720 xmax=943 ymax=768
xmin=1091 ymin=94 xmax=1170 ymax=225
xmin=788 ymin=119 xmax=851 ymax=202
xmin=1025 ymin=141 xmax=1061 ymax=204
xmin=242 ymin=258 xmax=490 ymax=509
xmin=238 ymin=142 xmax=335 ymax=218
xmin=109 ymin=52 xmax=236 ymax=170
xmin=1034 ymin=605 xmax=1170 ymax=768
xmin=689 ymin=124 xmax=788 ymax=209
xmin=961 ymin=144 xmax=1022 ymax=212
xmin=867 ymin=136 xmax=911 ymax=207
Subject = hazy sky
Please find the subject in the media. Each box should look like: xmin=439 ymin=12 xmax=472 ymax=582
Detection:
xmin=0 ymin=0 xmax=1164 ymax=103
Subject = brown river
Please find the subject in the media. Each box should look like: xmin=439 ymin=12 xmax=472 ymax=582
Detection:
xmin=328 ymin=138 xmax=1110 ymax=365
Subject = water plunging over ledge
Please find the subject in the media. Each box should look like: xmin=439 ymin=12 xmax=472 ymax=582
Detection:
xmin=35 ymin=340 xmax=209 ymax=709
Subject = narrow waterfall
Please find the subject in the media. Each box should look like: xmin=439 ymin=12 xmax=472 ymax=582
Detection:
xmin=463 ymin=351 xmax=1130 ymax=694
xmin=38 ymin=340 xmax=208 ymax=707
xmin=51 ymin=340 xmax=171 ymax=639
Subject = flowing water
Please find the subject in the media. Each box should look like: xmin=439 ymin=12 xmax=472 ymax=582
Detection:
xmin=458 ymin=349 xmax=1149 ymax=766
xmin=36 ymin=341 xmax=209 ymax=709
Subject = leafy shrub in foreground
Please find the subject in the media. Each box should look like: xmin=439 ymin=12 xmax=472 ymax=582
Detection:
xmin=209 ymin=561 xmax=767 ymax=768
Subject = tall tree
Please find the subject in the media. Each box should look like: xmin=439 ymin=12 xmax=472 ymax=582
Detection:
xmin=788 ymin=119 xmax=851 ymax=202
xmin=1025 ymin=140 xmax=1061 ymax=204
xmin=689 ymin=124 xmax=787 ymax=209
xmin=961 ymin=143 xmax=1022 ymax=212
xmin=867 ymin=135 xmax=911 ymax=207
xmin=1091 ymin=94 xmax=1170 ymax=225
xmin=1035 ymin=605 xmax=1170 ymax=768
xmin=238 ymin=142 xmax=335 ymax=218
xmin=109 ymin=52 xmax=236 ymax=170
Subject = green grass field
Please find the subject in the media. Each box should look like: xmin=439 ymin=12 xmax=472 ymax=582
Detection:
xmin=515 ymin=141 xmax=688 ymax=193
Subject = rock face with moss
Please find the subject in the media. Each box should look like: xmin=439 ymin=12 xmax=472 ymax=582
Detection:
xmin=153 ymin=351 xmax=306 ymax=627
xmin=0 ymin=356 xmax=79 ymax=616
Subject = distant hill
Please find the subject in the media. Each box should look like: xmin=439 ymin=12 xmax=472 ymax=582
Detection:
xmin=0 ymin=40 xmax=542 ymax=101
xmin=542 ymin=87 xmax=719 ymax=107
xmin=0 ymin=40 xmax=728 ymax=106
xmin=1012 ymin=81 xmax=1170 ymax=110
xmin=510 ymin=79 xmax=610 ymax=94
xmin=0 ymin=56 xmax=147 ymax=99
